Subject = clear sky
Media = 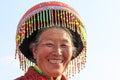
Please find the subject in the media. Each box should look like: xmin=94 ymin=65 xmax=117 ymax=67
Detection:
xmin=0 ymin=0 xmax=120 ymax=80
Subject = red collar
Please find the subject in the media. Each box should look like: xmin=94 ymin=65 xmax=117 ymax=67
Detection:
xmin=16 ymin=66 xmax=67 ymax=80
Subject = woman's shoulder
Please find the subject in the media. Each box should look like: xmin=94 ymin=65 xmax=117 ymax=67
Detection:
xmin=15 ymin=66 xmax=42 ymax=80
xmin=15 ymin=66 xmax=50 ymax=80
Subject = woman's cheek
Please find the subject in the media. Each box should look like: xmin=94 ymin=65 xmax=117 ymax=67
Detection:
xmin=63 ymin=48 xmax=73 ymax=61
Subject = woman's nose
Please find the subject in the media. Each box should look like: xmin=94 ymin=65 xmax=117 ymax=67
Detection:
xmin=53 ymin=46 xmax=62 ymax=56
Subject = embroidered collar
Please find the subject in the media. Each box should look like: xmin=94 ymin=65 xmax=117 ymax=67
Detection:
xmin=34 ymin=65 xmax=62 ymax=80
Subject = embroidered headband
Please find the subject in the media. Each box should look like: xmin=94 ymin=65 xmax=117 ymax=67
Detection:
xmin=15 ymin=1 xmax=87 ymax=78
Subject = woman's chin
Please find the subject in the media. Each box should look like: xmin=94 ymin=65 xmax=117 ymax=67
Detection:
xmin=47 ymin=70 xmax=62 ymax=77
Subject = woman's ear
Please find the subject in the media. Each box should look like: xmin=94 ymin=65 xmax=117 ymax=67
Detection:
xmin=71 ymin=47 xmax=77 ymax=60
xmin=32 ymin=44 xmax=37 ymax=60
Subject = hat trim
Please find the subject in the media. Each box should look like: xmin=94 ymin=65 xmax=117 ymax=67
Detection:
xmin=17 ymin=6 xmax=81 ymax=33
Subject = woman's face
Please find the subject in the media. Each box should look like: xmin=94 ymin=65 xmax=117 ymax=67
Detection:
xmin=33 ymin=28 xmax=73 ymax=77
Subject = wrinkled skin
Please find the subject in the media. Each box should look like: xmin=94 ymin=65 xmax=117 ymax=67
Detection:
xmin=32 ymin=28 xmax=73 ymax=77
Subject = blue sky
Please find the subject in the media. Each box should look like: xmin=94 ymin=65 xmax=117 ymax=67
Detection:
xmin=0 ymin=0 xmax=120 ymax=80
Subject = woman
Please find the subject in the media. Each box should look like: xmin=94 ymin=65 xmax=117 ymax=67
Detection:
xmin=15 ymin=1 xmax=87 ymax=80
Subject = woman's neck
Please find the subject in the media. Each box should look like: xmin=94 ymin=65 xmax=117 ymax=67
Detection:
xmin=34 ymin=65 xmax=62 ymax=80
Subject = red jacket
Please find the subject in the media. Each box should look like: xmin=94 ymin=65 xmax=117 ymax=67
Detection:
xmin=15 ymin=66 xmax=66 ymax=80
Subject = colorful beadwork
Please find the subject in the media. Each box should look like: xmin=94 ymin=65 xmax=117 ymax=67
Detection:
xmin=15 ymin=1 xmax=87 ymax=79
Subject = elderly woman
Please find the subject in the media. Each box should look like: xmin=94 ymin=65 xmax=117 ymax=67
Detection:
xmin=15 ymin=1 xmax=87 ymax=80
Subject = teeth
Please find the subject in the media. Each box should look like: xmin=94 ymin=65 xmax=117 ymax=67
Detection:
xmin=49 ymin=59 xmax=63 ymax=64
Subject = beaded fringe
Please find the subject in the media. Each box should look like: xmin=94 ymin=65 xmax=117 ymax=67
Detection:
xmin=15 ymin=9 xmax=87 ymax=79
xmin=63 ymin=47 xmax=86 ymax=79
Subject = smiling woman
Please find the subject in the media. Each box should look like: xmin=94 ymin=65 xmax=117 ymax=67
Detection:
xmin=32 ymin=27 xmax=74 ymax=77
xmin=15 ymin=1 xmax=87 ymax=80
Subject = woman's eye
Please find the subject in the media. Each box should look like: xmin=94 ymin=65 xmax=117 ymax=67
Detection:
xmin=46 ymin=43 xmax=54 ymax=47
xmin=61 ymin=44 xmax=67 ymax=48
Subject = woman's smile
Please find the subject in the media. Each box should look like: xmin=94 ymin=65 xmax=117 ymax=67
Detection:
xmin=48 ymin=59 xmax=63 ymax=64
